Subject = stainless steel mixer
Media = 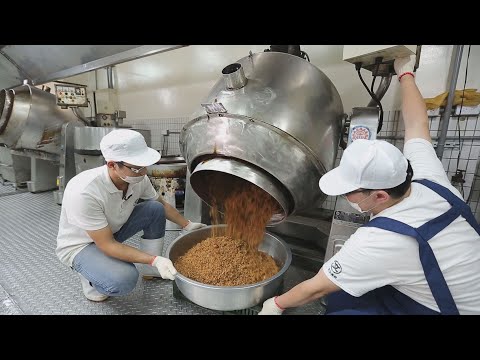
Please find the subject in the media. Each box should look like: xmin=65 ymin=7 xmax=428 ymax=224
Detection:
xmin=0 ymin=84 xmax=84 ymax=192
xmin=181 ymin=49 xmax=344 ymax=224
xmin=177 ymin=49 xmax=345 ymax=309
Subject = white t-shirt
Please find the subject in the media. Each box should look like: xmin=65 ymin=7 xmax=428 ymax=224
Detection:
xmin=323 ymin=138 xmax=480 ymax=314
xmin=56 ymin=165 xmax=158 ymax=267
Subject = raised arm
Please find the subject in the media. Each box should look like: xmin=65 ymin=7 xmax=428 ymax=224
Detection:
xmin=394 ymin=56 xmax=431 ymax=143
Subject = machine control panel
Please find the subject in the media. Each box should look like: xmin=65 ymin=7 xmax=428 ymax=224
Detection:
xmin=55 ymin=84 xmax=88 ymax=108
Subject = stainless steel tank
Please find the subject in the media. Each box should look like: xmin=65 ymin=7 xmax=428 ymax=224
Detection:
xmin=73 ymin=126 xmax=153 ymax=174
xmin=180 ymin=51 xmax=344 ymax=224
xmin=0 ymin=84 xmax=82 ymax=154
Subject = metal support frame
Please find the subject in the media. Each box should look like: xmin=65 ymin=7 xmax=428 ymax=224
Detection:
xmin=436 ymin=45 xmax=464 ymax=160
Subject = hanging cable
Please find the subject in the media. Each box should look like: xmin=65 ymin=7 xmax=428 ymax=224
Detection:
xmin=370 ymin=74 xmax=377 ymax=95
xmin=355 ymin=62 xmax=384 ymax=133
xmin=87 ymin=99 xmax=93 ymax=124
xmin=71 ymin=107 xmax=89 ymax=126
xmin=370 ymin=61 xmax=380 ymax=94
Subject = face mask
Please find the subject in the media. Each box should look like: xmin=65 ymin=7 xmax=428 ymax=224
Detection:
xmin=120 ymin=174 xmax=145 ymax=184
xmin=347 ymin=199 xmax=364 ymax=213
xmin=115 ymin=165 xmax=145 ymax=184
xmin=346 ymin=191 xmax=378 ymax=213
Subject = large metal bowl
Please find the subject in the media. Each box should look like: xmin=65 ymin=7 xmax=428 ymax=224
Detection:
xmin=166 ymin=225 xmax=292 ymax=311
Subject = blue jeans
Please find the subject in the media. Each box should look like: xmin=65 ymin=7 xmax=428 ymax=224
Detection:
xmin=72 ymin=200 xmax=166 ymax=297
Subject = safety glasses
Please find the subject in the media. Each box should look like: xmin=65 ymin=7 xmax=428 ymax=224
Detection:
xmin=116 ymin=162 xmax=147 ymax=174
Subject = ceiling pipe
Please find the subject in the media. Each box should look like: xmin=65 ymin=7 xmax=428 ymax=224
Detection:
xmin=106 ymin=66 xmax=114 ymax=89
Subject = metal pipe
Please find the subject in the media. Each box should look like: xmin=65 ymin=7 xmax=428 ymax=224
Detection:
xmin=368 ymin=74 xmax=392 ymax=107
xmin=106 ymin=66 xmax=114 ymax=89
xmin=71 ymin=107 xmax=90 ymax=126
xmin=222 ymin=63 xmax=247 ymax=90
xmin=93 ymin=70 xmax=98 ymax=117
xmin=436 ymin=45 xmax=464 ymax=160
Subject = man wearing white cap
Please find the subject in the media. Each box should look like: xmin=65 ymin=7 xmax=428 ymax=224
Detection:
xmin=259 ymin=55 xmax=480 ymax=315
xmin=56 ymin=129 xmax=206 ymax=302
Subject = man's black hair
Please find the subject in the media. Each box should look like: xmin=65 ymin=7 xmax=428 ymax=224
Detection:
xmin=363 ymin=160 xmax=414 ymax=199
xmin=382 ymin=159 xmax=414 ymax=198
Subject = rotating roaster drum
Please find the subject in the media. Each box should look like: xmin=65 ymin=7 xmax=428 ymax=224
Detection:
xmin=0 ymin=84 xmax=82 ymax=153
xmin=180 ymin=51 xmax=344 ymax=225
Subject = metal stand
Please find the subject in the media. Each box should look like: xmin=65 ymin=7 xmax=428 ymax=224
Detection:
xmin=54 ymin=123 xmax=84 ymax=204
xmin=26 ymin=157 xmax=58 ymax=193
xmin=0 ymin=147 xmax=30 ymax=187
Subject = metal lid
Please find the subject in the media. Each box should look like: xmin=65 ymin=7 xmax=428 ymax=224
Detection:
xmin=156 ymin=155 xmax=186 ymax=164
xmin=190 ymin=157 xmax=289 ymax=225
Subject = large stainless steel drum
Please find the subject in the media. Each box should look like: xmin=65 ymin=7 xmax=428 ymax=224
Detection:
xmin=180 ymin=51 xmax=344 ymax=225
xmin=0 ymin=84 xmax=82 ymax=153
xmin=166 ymin=225 xmax=292 ymax=311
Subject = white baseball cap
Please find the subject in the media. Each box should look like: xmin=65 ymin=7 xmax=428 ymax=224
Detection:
xmin=319 ymin=139 xmax=408 ymax=196
xmin=100 ymin=129 xmax=160 ymax=167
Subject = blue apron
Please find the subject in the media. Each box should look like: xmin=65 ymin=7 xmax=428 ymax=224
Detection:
xmin=326 ymin=179 xmax=480 ymax=315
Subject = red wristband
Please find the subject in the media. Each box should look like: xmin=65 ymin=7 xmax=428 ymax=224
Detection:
xmin=274 ymin=296 xmax=285 ymax=310
xmin=398 ymin=72 xmax=414 ymax=82
xmin=150 ymin=256 xmax=157 ymax=266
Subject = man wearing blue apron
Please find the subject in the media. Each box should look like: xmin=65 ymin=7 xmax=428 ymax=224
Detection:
xmin=259 ymin=55 xmax=480 ymax=315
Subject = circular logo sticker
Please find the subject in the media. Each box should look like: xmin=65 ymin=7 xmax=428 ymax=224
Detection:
xmin=351 ymin=126 xmax=371 ymax=141
xmin=330 ymin=260 xmax=342 ymax=275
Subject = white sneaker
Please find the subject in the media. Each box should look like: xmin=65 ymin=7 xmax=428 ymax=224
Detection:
xmin=78 ymin=273 xmax=109 ymax=302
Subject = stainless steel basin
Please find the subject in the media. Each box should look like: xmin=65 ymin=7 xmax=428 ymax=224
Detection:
xmin=166 ymin=225 xmax=292 ymax=311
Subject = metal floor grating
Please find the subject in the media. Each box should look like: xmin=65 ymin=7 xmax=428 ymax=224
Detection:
xmin=0 ymin=181 xmax=24 ymax=197
xmin=0 ymin=184 xmax=324 ymax=315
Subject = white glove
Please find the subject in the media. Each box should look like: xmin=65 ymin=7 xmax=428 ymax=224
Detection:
xmin=152 ymin=256 xmax=177 ymax=280
xmin=182 ymin=220 xmax=207 ymax=232
xmin=394 ymin=55 xmax=416 ymax=80
xmin=258 ymin=297 xmax=284 ymax=315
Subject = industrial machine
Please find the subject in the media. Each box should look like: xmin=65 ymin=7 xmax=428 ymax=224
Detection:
xmin=53 ymin=125 xmax=152 ymax=205
xmin=174 ymin=44 xmax=422 ymax=311
xmin=180 ymin=46 xmax=344 ymax=272
xmin=175 ymin=46 xmax=344 ymax=310
xmin=182 ymin=49 xmax=343 ymax=223
xmin=182 ymin=45 xmax=421 ymax=270
xmin=0 ymin=71 xmax=152 ymax=205
xmin=51 ymin=71 xmax=150 ymax=205
xmin=0 ymin=83 xmax=85 ymax=193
